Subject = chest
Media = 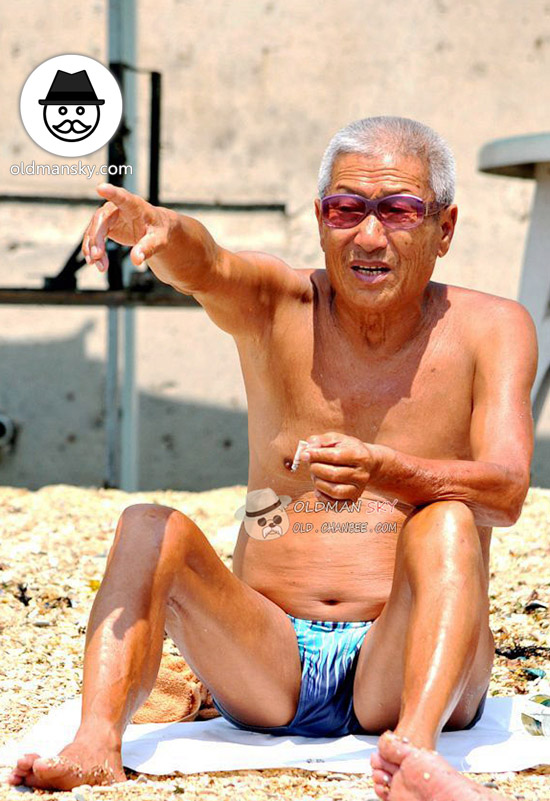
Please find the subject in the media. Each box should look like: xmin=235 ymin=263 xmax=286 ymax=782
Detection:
xmin=244 ymin=311 xmax=475 ymax=460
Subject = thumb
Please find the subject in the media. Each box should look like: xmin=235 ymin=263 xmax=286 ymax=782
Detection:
xmin=130 ymin=229 xmax=165 ymax=266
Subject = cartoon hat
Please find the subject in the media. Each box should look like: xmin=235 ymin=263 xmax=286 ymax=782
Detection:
xmin=234 ymin=488 xmax=292 ymax=520
xmin=39 ymin=70 xmax=105 ymax=105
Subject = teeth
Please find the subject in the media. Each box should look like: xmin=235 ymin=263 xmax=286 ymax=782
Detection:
xmin=354 ymin=266 xmax=387 ymax=274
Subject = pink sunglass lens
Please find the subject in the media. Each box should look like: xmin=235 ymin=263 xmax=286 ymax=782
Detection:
xmin=323 ymin=196 xmax=366 ymax=228
xmin=378 ymin=197 xmax=423 ymax=227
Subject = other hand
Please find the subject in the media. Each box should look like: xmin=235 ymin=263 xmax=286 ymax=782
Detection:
xmin=302 ymin=432 xmax=380 ymax=501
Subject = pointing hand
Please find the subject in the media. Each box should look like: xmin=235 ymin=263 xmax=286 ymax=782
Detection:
xmin=82 ymin=183 xmax=174 ymax=273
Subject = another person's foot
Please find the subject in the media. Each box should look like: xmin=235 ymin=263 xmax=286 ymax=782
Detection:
xmin=8 ymin=739 xmax=126 ymax=789
xmin=370 ymin=731 xmax=510 ymax=800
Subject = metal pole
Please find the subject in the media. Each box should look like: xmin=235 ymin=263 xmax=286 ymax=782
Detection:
xmin=149 ymin=72 xmax=161 ymax=206
xmin=104 ymin=298 xmax=119 ymax=487
xmin=109 ymin=0 xmax=139 ymax=491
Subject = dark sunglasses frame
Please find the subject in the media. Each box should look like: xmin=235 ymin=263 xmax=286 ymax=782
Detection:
xmin=320 ymin=193 xmax=447 ymax=230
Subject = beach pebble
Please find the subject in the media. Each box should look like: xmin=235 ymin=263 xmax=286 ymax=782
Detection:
xmin=72 ymin=787 xmax=92 ymax=801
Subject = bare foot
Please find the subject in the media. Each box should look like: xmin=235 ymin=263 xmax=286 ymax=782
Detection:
xmin=371 ymin=731 xmax=511 ymax=801
xmin=7 ymin=739 xmax=126 ymax=790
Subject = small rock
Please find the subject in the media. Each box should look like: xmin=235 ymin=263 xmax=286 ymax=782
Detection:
xmin=524 ymin=600 xmax=548 ymax=613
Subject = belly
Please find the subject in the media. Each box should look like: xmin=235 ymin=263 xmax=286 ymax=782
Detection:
xmin=232 ymin=491 xmax=413 ymax=621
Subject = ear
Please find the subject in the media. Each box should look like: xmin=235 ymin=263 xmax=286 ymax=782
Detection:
xmin=314 ymin=198 xmax=326 ymax=253
xmin=437 ymin=204 xmax=458 ymax=258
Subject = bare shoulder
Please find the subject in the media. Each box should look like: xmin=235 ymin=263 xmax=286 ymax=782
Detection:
xmin=438 ymin=282 xmax=537 ymax=337
xmin=234 ymin=251 xmax=314 ymax=303
xmin=438 ymin=282 xmax=538 ymax=367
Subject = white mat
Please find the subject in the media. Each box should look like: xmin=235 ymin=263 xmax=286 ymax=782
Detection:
xmin=0 ymin=696 xmax=548 ymax=776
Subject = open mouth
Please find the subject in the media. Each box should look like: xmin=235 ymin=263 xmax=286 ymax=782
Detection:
xmin=351 ymin=264 xmax=390 ymax=276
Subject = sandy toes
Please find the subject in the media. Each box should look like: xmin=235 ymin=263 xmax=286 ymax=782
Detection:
xmin=8 ymin=743 xmax=126 ymax=790
xmin=371 ymin=731 xmax=511 ymax=801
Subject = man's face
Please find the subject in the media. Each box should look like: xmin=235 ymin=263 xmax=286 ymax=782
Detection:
xmin=314 ymin=151 xmax=457 ymax=308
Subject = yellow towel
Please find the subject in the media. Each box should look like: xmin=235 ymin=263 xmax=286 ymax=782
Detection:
xmin=131 ymin=653 xmax=221 ymax=724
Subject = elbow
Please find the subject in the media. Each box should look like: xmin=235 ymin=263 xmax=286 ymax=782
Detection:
xmin=500 ymin=475 xmax=530 ymax=527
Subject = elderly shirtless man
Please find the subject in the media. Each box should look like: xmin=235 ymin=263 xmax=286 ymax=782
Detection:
xmin=10 ymin=117 xmax=537 ymax=800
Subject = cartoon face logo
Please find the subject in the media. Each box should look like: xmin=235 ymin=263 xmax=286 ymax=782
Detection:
xmin=235 ymin=488 xmax=291 ymax=541
xmin=43 ymin=103 xmax=101 ymax=142
xmin=39 ymin=69 xmax=104 ymax=143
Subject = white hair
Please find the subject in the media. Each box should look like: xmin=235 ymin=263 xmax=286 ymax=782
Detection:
xmin=317 ymin=116 xmax=455 ymax=205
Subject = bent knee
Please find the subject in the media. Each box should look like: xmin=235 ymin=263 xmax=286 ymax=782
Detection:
xmin=404 ymin=500 xmax=477 ymax=544
xmin=121 ymin=502 xmax=180 ymax=522
xmin=114 ymin=503 xmax=195 ymax=553
xmin=400 ymin=500 xmax=482 ymax=574
xmin=412 ymin=500 xmax=475 ymax=527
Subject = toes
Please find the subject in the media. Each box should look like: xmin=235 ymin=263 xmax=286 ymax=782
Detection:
xmin=30 ymin=756 xmax=81 ymax=789
xmin=15 ymin=752 xmax=41 ymax=771
xmin=373 ymin=778 xmax=391 ymax=799
xmin=372 ymin=767 xmax=392 ymax=787
xmin=371 ymin=750 xmax=399 ymax=776
xmin=8 ymin=753 xmax=42 ymax=785
xmin=378 ymin=730 xmax=414 ymax=765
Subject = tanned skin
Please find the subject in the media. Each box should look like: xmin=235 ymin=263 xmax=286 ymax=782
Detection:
xmin=9 ymin=150 xmax=537 ymax=799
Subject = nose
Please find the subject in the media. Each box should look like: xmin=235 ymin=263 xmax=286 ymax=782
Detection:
xmin=353 ymin=211 xmax=388 ymax=251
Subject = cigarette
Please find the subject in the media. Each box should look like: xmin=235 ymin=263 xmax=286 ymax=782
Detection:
xmin=291 ymin=440 xmax=309 ymax=472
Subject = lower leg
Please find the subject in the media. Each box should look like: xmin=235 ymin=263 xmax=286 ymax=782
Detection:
xmin=393 ymin=566 xmax=489 ymax=748
xmin=354 ymin=502 xmax=493 ymax=750
xmin=76 ymin=507 xmax=177 ymax=742
xmin=9 ymin=505 xmax=182 ymax=788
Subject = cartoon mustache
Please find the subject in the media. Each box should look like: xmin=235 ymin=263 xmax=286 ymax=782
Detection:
xmin=262 ymin=525 xmax=283 ymax=539
xmin=52 ymin=119 xmax=92 ymax=134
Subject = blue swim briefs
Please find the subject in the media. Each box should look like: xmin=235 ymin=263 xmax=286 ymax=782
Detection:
xmin=212 ymin=614 xmax=373 ymax=737
xmin=211 ymin=613 xmax=489 ymax=737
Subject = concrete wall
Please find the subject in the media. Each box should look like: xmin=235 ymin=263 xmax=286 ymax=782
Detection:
xmin=1 ymin=0 xmax=549 ymax=489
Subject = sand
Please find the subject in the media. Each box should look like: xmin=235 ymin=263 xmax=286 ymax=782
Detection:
xmin=0 ymin=484 xmax=548 ymax=800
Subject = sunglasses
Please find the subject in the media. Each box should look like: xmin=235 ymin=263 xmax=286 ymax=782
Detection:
xmin=320 ymin=193 xmax=446 ymax=230
xmin=257 ymin=515 xmax=283 ymax=526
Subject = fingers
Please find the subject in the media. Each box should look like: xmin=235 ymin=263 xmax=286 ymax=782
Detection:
xmin=312 ymin=479 xmax=360 ymax=500
xmin=304 ymin=447 xmax=358 ymax=466
xmin=302 ymin=433 xmax=366 ymax=466
xmin=83 ymin=200 xmax=120 ymax=273
xmin=309 ymin=462 xmax=357 ymax=482
xmin=83 ymin=184 xmax=160 ymax=273
xmin=306 ymin=432 xmax=343 ymax=448
xmin=129 ymin=229 xmax=166 ymax=267
xmin=96 ymin=182 xmax=138 ymax=209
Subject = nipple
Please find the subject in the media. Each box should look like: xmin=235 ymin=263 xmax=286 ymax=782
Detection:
xmin=283 ymin=458 xmax=293 ymax=471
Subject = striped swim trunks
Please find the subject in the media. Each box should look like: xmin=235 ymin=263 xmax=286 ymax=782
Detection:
xmin=212 ymin=614 xmax=373 ymax=737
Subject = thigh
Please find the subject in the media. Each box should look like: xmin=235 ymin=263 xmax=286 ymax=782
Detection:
xmin=153 ymin=508 xmax=303 ymax=728
xmin=351 ymin=501 xmax=494 ymax=732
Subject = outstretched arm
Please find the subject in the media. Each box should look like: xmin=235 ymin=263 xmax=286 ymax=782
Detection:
xmin=83 ymin=184 xmax=309 ymax=336
xmin=302 ymin=301 xmax=538 ymax=527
